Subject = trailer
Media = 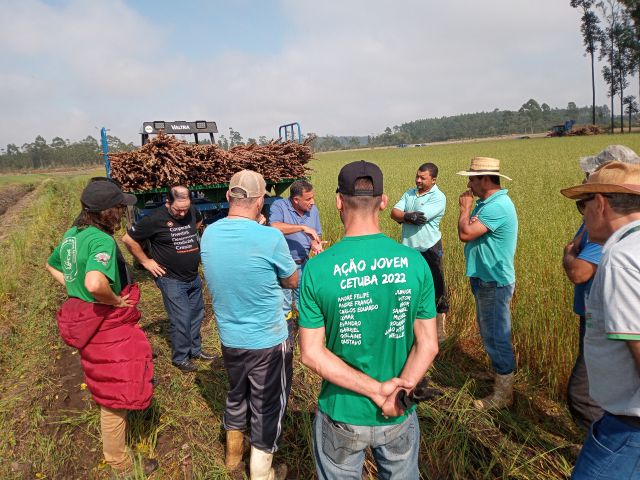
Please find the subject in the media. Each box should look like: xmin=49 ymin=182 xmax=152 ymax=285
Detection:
xmin=101 ymin=121 xmax=306 ymax=225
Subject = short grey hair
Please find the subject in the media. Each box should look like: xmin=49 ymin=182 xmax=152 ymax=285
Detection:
xmin=579 ymin=145 xmax=640 ymax=175
xmin=607 ymin=193 xmax=640 ymax=215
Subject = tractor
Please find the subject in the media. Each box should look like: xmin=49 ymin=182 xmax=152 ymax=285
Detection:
xmin=548 ymin=120 xmax=575 ymax=137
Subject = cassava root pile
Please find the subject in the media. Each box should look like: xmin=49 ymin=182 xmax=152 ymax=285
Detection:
xmin=109 ymin=132 xmax=313 ymax=191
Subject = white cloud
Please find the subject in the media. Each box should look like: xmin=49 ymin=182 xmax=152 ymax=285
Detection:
xmin=0 ymin=0 xmax=618 ymax=147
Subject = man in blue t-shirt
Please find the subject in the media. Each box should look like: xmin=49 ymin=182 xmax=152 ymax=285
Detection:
xmin=269 ymin=180 xmax=324 ymax=325
xmin=201 ymin=170 xmax=297 ymax=480
xmin=563 ymin=223 xmax=603 ymax=430
xmin=457 ymin=157 xmax=518 ymax=410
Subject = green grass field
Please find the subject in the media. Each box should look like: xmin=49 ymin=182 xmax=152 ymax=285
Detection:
xmin=1 ymin=134 xmax=640 ymax=479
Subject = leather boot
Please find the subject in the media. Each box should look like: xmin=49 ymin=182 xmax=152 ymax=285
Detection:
xmin=473 ymin=372 xmax=514 ymax=410
xmin=225 ymin=430 xmax=244 ymax=470
xmin=436 ymin=313 xmax=447 ymax=343
xmin=250 ymin=446 xmax=287 ymax=480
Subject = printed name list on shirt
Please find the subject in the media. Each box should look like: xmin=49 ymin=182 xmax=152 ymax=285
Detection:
xmin=334 ymin=256 xmax=411 ymax=344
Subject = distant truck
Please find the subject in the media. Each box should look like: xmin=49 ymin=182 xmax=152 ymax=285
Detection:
xmin=101 ymin=120 xmax=306 ymax=225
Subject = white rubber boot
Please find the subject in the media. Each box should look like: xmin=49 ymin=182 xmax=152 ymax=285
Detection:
xmin=250 ymin=446 xmax=288 ymax=480
xmin=250 ymin=446 xmax=274 ymax=480
xmin=473 ymin=372 xmax=514 ymax=410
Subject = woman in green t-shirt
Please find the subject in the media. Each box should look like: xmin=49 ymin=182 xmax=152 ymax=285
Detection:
xmin=46 ymin=180 xmax=157 ymax=477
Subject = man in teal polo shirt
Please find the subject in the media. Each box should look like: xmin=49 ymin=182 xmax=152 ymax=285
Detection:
xmin=457 ymin=157 xmax=518 ymax=410
xmin=392 ymin=162 xmax=449 ymax=342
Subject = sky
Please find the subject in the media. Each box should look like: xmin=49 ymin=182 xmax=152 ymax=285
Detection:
xmin=0 ymin=0 xmax=616 ymax=147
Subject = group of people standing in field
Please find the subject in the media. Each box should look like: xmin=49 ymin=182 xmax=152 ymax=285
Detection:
xmin=46 ymin=144 xmax=640 ymax=479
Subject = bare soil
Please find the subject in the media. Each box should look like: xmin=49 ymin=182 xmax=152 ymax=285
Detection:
xmin=43 ymin=345 xmax=101 ymax=479
xmin=0 ymin=184 xmax=34 ymax=216
xmin=0 ymin=184 xmax=38 ymax=242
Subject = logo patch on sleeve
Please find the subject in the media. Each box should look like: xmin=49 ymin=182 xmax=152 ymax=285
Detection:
xmin=94 ymin=252 xmax=111 ymax=266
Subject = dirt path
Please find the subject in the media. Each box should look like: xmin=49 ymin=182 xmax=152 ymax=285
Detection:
xmin=0 ymin=183 xmax=39 ymax=242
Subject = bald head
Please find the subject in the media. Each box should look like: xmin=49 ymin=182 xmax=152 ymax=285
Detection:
xmin=166 ymin=185 xmax=191 ymax=219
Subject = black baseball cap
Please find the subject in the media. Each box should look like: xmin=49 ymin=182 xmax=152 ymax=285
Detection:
xmin=80 ymin=179 xmax=137 ymax=212
xmin=336 ymin=160 xmax=384 ymax=196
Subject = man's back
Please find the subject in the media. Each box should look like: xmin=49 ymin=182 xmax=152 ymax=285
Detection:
xmin=299 ymin=233 xmax=435 ymax=426
xmin=201 ymin=218 xmax=295 ymax=350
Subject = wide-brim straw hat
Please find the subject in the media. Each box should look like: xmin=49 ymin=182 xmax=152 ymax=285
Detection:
xmin=561 ymin=161 xmax=640 ymax=199
xmin=456 ymin=157 xmax=512 ymax=181
xmin=579 ymin=145 xmax=640 ymax=174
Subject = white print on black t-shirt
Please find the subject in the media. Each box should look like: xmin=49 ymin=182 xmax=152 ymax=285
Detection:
xmin=170 ymin=224 xmax=199 ymax=253
xmin=333 ymin=256 xmax=408 ymax=290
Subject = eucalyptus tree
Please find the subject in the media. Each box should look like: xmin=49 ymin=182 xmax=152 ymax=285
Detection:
xmin=620 ymin=1 xmax=640 ymax=103
xmin=597 ymin=0 xmax=626 ymax=131
xmin=620 ymin=0 xmax=640 ymax=28
xmin=624 ymin=94 xmax=639 ymax=130
xmin=519 ymin=98 xmax=542 ymax=133
xmin=571 ymin=0 xmax=603 ymax=125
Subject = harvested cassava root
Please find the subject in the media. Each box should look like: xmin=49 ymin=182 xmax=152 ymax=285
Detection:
xmin=109 ymin=132 xmax=313 ymax=191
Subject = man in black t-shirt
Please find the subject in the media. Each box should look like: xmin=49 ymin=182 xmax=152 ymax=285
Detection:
xmin=123 ymin=186 xmax=214 ymax=373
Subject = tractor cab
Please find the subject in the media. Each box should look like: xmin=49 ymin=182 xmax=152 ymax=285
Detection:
xmin=141 ymin=120 xmax=218 ymax=145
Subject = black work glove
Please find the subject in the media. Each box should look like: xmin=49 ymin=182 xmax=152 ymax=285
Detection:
xmin=395 ymin=376 xmax=443 ymax=410
xmin=404 ymin=211 xmax=427 ymax=225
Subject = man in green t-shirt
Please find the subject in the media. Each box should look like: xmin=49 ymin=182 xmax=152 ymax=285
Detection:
xmin=457 ymin=157 xmax=518 ymax=410
xmin=299 ymin=160 xmax=439 ymax=479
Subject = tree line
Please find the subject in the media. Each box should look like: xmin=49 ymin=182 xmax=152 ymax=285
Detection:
xmin=0 ymin=128 xmax=269 ymax=173
xmin=0 ymin=98 xmax=622 ymax=173
xmin=311 ymin=101 xmax=612 ymax=150
xmin=0 ymin=135 xmax=136 ymax=173
xmin=570 ymin=0 xmax=640 ymax=132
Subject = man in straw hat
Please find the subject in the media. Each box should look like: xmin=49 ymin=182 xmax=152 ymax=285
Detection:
xmin=561 ymin=161 xmax=640 ymax=478
xmin=562 ymin=145 xmax=640 ymax=431
xmin=201 ymin=170 xmax=298 ymax=480
xmin=457 ymin=157 xmax=518 ymax=410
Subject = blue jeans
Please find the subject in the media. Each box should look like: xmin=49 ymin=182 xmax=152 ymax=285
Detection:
xmin=469 ymin=278 xmax=515 ymax=375
xmin=572 ymin=413 xmax=640 ymax=479
xmin=155 ymin=275 xmax=205 ymax=364
xmin=312 ymin=409 xmax=420 ymax=480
